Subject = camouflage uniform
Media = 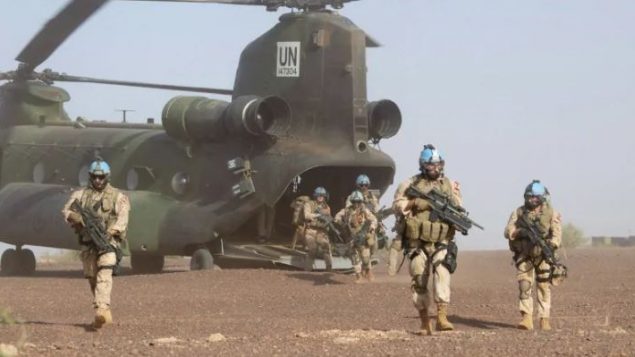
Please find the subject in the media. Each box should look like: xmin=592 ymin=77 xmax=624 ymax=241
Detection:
xmin=504 ymin=203 xmax=562 ymax=328
xmin=393 ymin=174 xmax=461 ymax=333
xmin=334 ymin=204 xmax=377 ymax=281
xmin=302 ymin=200 xmax=333 ymax=271
xmin=346 ymin=190 xmax=384 ymax=255
xmin=62 ymin=183 xmax=130 ymax=325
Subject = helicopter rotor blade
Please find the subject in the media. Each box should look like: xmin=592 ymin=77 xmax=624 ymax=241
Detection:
xmin=16 ymin=0 xmax=110 ymax=71
xmin=117 ymin=0 xmax=358 ymax=10
xmin=46 ymin=71 xmax=233 ymax=95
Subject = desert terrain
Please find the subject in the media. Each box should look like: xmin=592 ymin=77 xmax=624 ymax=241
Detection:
xmin=1 ymin=247 xmax=634 ymax=356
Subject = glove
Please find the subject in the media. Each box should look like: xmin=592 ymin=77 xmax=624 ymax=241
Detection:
xmin=67 ymin=212 xmax=84 ymax=226
xmin=412 ymin=198 xmax=429 ymax=211
xmin=547 ymin=240 xmax=559 ymax=249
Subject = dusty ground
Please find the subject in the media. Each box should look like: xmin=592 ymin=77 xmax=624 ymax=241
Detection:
xmin=1 ymin=247 xmax=634 ymax=356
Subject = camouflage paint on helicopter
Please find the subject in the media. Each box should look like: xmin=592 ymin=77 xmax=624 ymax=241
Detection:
xmin=0 ymin=0 xmax=401 ymax=275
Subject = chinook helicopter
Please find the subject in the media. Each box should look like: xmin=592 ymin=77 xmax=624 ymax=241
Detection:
xmin=0 ymin=0 xmax=401 ymax=275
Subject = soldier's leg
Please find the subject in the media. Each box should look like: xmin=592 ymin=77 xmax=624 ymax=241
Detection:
xmin=387 ymin=236 xmax=403 ymax=276
xmin=430 ymin=247 xmax=453 ymax=331
xmin=536 ymin=260 xmax=552 ymax=330
xmin=290 ymin=225 xmax=302 ymax=250
xmin=350 ymin=247 xmax=362 ymax=282
xmin=93 ymin=251 xmax=117 ymax=328
xmin=80 ymin=248 xmax=98 ymax=296
xmin=409 ymin=250 xmax=432 ymax=335
xmin=317 ymin=233 xmax=333 ymax=272
xmin=361 ymin=246 xmax=373 ymax=281
xmin=304 ymin=230 xmax=318 ymax=271
xmin=516 ymin=259 xmax=535 ymax=330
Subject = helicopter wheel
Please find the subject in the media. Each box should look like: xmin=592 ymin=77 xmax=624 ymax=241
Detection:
xmin=17 ymin=249 xmax=36 ymax=276
xmin=190 ymin=248 xmax=214 ymax=271
xmin=1 ymin=249 xmax=19 ymax=275
xmin=131 ymin=254 xmax=164 ymax=275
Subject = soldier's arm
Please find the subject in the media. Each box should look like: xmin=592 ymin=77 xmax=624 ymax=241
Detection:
xmin=369 ymin=194 xmax=380 ymax=213
xmin=450 ymin=180 xmax=463 ymax=207
xmin=334 ymin=209 xmax=346 ymax=225
xmin=392 ymin=178 xmax=414 ymax=216
xmin=549 ymin=210 xmax=563 ymax=248
xmin=365 ymin=208 xmax=378 ymax=230
xmin=109 ymin=193 xmax=130 ymax=238
xmin=303 ymin=202 xmax=318 ymax=222
xmin=504 ymin=209 xmax=519 ymax=240
xmin=61 ymin=190 xmax=83 ymax=223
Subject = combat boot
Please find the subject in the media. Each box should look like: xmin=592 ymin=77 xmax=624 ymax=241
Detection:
xmin=517 ymin=312 xmax=534 ymax=330
xmin=436 ymin=303 xmax=454 ymax=331
xmin=354 ymin=273 xmax=364 ymax=284
xmin=540 ymin=317 xmax=551 ymax=331
xmin=365 ymin=269 xmax=375 ymax=282
xmin=93 ymin=308 xmax=112 ymax=329
xmin=419 ymin=310 xmax=433 ymax=336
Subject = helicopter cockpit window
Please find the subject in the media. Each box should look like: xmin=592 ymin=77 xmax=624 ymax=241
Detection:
xmin=32 ymin=162 xmax=46 ymax=183
xmin=171 ymin=172 xmax=190 ymax=196
xmin=78 ymin=165 xmax=90 ymax=187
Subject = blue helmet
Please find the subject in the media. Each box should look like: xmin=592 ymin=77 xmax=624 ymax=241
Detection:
xmin=524 ymin=180 xmax=548 ymax=198
xmin=356 ymin=174 xmax=370 ymax=187
xmin=349 ymin=190 xmax=364 ymax=203
xmin=313 ymin=186 xmax=328 ymax=199
xmin=88 ymin=160 xmax=111 ymax=176
xmin=419 ymin=144 xmax=443 ymax=166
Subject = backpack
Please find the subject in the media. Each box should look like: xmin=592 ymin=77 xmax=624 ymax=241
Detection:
xmin=290 ymin=195 xmax=310 ymax=226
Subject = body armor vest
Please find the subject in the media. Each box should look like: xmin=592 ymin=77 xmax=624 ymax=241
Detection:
xmin=405 ymin=176 xmax=455 ymax=243
xmin=79 ymin=185 xmax=120 ymax=243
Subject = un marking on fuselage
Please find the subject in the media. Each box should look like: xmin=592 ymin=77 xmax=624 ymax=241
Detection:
xmin=276 ymin=42 xmax=300 ymax=77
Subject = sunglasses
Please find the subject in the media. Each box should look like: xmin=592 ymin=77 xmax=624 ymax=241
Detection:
xmin=90 ymin=175 xmax=107 ymax=181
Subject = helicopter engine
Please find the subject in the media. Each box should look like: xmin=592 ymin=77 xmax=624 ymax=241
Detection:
xmin=366 ymin=99 xmax=401 ymax=142
xmin=161 ymin=95 xmax=291 ymax=142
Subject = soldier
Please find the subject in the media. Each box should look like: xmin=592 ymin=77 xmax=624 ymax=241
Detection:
xmin=345 ymin=174 xmax=379 ymax=212
xmin=289 ymin=195 xmax=310 ymax=249
xmin=62 ymin=160 xmax=130 ymax=329
xmin=392 ymin=144 xmax=462 ymax=335
xmin=504 ymin=180 xmax=562 ymax=331
xmin=335 ymin=190 xmax=378 ymax=282
xmin=302 ymin=187 xmax=333 ymax=271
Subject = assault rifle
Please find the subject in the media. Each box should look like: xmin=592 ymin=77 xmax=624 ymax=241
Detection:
xmin=516 ymin=215 xmax=568 ymax=283
xmin=516 ymin=215 xmax=558 ymax=267
xmin=70 ymin=199 xmax=122 ymax=272
xmin=375 ymin=206 xmax=394 ymax=221
xmin=352 ymin=220 xmax=373 ymax=247
xmin=405 ymin=186 xmax=484 ymax=235
xmin=316 ymin=214 xmax=345 ymax=243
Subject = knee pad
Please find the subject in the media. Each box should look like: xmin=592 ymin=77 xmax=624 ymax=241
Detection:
xmin=518 ymin=280 xmax=532 ymax=299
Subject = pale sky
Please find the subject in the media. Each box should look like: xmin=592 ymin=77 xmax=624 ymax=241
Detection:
xmin=1 ymin=0 xmax=634 ymax=252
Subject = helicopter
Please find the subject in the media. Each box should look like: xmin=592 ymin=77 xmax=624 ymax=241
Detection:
xmin=0 ymin=0 xmax=402 ymax=275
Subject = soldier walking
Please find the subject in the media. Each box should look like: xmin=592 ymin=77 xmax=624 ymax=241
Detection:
xmin=335 ymin=190 xmax=378 ymax=282
xmin=504 ymin=180 xmax=564 ymax=331
xmin=392 ymin=145 xmax=462 ymax=335
xmin=62 ymin=160 xmax=130 ymax=329
xmin=302 ymin=187 xmax=333 ymax=271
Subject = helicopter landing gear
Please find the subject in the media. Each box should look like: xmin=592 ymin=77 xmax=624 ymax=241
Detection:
xmin=1 ymin=247 xmax=36 ymax=276
xmin=130 ymin=254 xmax=164 ymax=275
xmin=190 ymin=248 xmax=214 ymax=271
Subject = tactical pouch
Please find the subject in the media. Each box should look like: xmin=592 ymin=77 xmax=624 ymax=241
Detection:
xmin=405 ymin=216 xmax=422 ymax=240
xmin=421 ymin=222 xmax=450 ymax=243
xmin=442 ymin=240 xmax=458 ymax=274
